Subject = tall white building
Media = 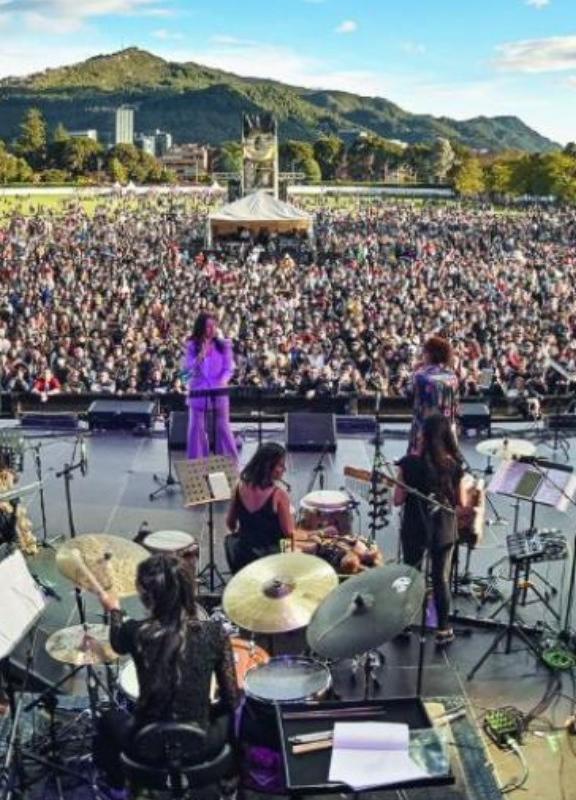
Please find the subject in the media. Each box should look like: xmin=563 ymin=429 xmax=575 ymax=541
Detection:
xmin=115 ymin=106 xmax=134 ymax=145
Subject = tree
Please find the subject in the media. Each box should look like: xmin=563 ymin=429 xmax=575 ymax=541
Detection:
xmin=452 ymin=157 xmax=485 ymax=196
xmin=485 ymin=160 xmax=514 ymax=196
xmin=313 ymin=136 xmax=345 ymax=180
xmin=279 ymin=140 xmax=314 ymax=172
xmin=544 ymin=151 xmax=576 ymax=203
xmin=430 ymin=137 xmax=455 ymax=183
xmin=300 ymin=157 xmax=322 ymax=182
xmin=214 ymin=141 xmax=242 ymax=173
xmin=17 ymin=108 xmax=47 ymax=169
xmin=108 ymin=157 xmax=128 ymax=184
xmin=61 ymin=137 xmax=102 ymax=175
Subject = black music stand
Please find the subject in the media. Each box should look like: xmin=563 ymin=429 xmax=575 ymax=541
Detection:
xmin=175 ymin=455 xmax=238 ymax=592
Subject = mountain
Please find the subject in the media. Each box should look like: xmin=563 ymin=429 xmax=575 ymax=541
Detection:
xmin=0 ymin=48 xmax=559 ymax=152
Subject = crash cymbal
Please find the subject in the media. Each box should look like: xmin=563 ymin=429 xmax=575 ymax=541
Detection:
xmin=46 ymin=624 xmax=118 ymax=666
xmin=56 ymin=534 xmax=148 ymax=598
xmin=306 ymin=563 xmax=425 ymax=659
xmin=476 ymin=438 xmax=536 ymax=459
xmin=223 ymin=552 xmax=338 ymax=634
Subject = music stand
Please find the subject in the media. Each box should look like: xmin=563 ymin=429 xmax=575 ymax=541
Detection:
xmin=175 ymin=456 xmax=238 ymax=592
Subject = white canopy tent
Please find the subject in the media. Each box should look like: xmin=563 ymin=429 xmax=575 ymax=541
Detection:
xmin=207 ymin=190 xmax=313 ymax=244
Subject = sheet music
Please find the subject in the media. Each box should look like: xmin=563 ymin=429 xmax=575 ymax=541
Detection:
xmin=208 ymin=471 xmax=232 ymax=501
xmin=489 ymin=461 xmax=576 ymax=511
xmin=328 ymin=722 xmax=427 ymax=790
xmin=0 ymin=550 xmax=46 ymax=659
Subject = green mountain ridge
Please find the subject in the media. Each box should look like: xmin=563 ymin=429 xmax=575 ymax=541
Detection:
xmin=0 ymin=47 xmax=559 ymax=152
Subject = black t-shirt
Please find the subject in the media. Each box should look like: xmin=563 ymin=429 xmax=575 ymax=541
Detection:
xmin=398 ymin=454 xmax=463 ymax=548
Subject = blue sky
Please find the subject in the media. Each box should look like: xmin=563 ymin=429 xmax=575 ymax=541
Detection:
xmin=0 ymin=0 xmax=575 ymax=144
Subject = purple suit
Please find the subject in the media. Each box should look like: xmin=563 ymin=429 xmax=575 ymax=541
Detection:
xmin=185 ymin=338 xmax=238 ymax=461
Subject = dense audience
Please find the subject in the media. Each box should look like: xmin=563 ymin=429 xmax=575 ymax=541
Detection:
xmin=1 ymin=193 xmax=576 ymax=404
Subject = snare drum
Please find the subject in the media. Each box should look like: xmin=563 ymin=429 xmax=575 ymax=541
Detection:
xmin=299 ymin=490 xmax=352 ymax=536
xmin=244 ymin=656 xmax=331 ymax=703
xmin=231 ymin=638 xmax=269 ymax=687
xmin=143 ymin=530 xmax=199 ymax=565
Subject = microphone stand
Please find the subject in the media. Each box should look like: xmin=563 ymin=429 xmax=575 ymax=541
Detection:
xmin=306 ymin=439 xmax=332 ymax=494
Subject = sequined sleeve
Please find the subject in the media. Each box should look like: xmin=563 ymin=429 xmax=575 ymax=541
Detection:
xmin=214 ymin=624 xmax=241 ymax=711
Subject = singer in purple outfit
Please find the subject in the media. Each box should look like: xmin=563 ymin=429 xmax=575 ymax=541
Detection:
xmin=184 ymin=313 xmax=238 ymax=461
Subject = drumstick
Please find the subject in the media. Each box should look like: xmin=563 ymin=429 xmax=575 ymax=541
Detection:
xmin=69 ymin=548 xmax=108 ymax=595
xmin=292 ymin=739 xmax=333 ymax=755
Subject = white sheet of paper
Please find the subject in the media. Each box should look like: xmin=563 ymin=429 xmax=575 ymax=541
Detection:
xmin=207 ymin=471 xmax=231 ymax=501
xmin=0 ymin=550 xmax=46 ymax=659
xmin=328 ymin=722 xmax=427 ymax=790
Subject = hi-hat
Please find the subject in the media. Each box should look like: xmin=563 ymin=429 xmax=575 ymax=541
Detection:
xmin=306 ymin=563 xmax=425 ymax=659
xmin=223 ymin=552 xmax=338 ymax=634
xmin=56 ymin=534 xmax=148 ymax=598
xmin=45 ymin=624 xmax=118 ymax=666
xmin=476 ymin=438 xmax=536 ymax=460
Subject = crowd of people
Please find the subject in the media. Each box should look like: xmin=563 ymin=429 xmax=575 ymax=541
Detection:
xmin=1 ymin=193 xmax=576 ymax=404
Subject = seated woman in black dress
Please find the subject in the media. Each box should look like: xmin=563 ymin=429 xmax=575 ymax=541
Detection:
xmin=225 ymin=443 xmax=294 ymax=572
xmin=393 ymin=413 xmax=465 ymax=645
xmin=94 ymin=553 xmax=240 ymax=795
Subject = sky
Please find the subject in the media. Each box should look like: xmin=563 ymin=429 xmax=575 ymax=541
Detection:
xmin=0 ymin=0 xmax=575 ymax=145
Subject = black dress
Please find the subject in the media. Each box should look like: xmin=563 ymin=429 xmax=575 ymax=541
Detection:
xmin=230 ymin=487 xmax=284 ymax=570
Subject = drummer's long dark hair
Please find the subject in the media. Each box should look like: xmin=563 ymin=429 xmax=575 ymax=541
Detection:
xmin=135 ymin=553 xmax=198 ymax=715
xmin=241 ymin=442 xmax=286 ymax=488
xmin=190 ymin=312 xmax=225 ymax=353
xmin=420 ymin=414 xmax=462 ymax=506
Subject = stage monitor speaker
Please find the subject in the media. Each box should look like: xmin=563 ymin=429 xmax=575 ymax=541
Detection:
xmin=546 ymin=413 xmax=576 ymax=431
xmin=285 ymin=412 xmax=337 ymax=452
xmin=169 ymin=410 xmax=188 ymax=451
xmin=459 ymin=402 xmax=491 ymax=436
xmin=88 ymin=399 xmax=154 ymax=431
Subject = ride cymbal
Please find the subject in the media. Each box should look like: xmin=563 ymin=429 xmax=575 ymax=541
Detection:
xmin=306 ymin=563 xmax=425 ymax=659
xmin=56 ymin=534 xmax=148 ymax=598
xmin=223 ymin=552 xmax=338 ymax=634
xmin=45 ymin=624 xmax=118 ymax=666
xmin=476 ymin=438 xmax=535 ymax=459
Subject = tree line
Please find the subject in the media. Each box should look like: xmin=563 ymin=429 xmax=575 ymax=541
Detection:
xmin=0 ymin=108 xmax=176 ymax=185
xmin=2 ymin=108 xmax=576 ymax=202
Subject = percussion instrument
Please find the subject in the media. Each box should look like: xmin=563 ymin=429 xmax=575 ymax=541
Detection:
xmin=56 ymin=534 xmax=148 ymax=598
xmin=299 ymin=490 xmax=352 ymax=536
xmin=223 ymin=552 xmax=338 ymax=634
xmin=476 ymin=438 xmax=536 ymax=460
xmin=283 ymin=533 xmax=384 ymax=575
xmin=45 ymin=624 xmax=118 ymax=666
xmin=143 ymin=530 xmax=199 ymax=564
xmin=458 ymin=474 xmax=486 ymax=548
xmin=307 ymin=563 xmax=425 ymax=659
xmin=244 ymin=656 xmax=331 ymax=703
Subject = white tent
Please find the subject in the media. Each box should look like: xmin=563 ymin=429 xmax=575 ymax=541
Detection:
xmin=207 ymin=190 xmax=312 ymax=244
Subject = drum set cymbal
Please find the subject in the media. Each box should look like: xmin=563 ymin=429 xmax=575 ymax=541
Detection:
xmin=306 ymin=563 xmax=425 ymax=659
xmin=56 ymin=534 xmax=148 ymax=598
xmin=45 ymin=624 xmax=118 ymax=666
xmin=223 ymin=552 xmax=339 ymax=634
xmin=476 ymin=438 xmax=536 ymax=460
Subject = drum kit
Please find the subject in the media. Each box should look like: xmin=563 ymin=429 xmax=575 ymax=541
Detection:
xmin=41 ymin=529 xmax=426 ymax=712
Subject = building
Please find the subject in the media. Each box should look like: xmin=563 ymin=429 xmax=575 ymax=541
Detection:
xmin=154 ymin=130 xmax=173 ymax=157
xmin=115 ymin=106 xmax=134 ymax=145
xmin=160 ymin=144 xmax=211 ymax=182
xmin=135 ymin=134 xmax=156 ymax=156
xmin=69 ymin=129 xmax=98 ymax=141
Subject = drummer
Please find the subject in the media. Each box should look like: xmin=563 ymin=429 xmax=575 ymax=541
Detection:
xmin=225 ymin=443 xmax=295 ymax=572
xmin=94 ymin=553 xmax=240 ymax=796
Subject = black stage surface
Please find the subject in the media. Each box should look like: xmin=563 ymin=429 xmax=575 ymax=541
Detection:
xmin=2 ymin=416 xmax=576 ymax=798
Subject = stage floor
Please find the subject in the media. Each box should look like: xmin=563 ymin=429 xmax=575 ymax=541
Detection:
xmin=3 ymin=416 xmax=576 ymax=798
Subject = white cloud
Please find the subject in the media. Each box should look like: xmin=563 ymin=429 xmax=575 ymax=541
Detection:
xmin=0 ymin=43 xmax=98 ymax=79
xmin=0 ymin=0 xmax=170 ymax=33
xmin=152 ymin=28 xmax=183 ymax=40
xmin=335 ymin=20 xmax=357 ymax=34
xmin=401 ymin=41 xmax=426 ymax=55
xmin=494 ymin=35 xmax=576 ymax=72
xmin=210 ymin=35 xmax=259 ymax=47
xmin=525 ymin=0 xmax=550 ymax=8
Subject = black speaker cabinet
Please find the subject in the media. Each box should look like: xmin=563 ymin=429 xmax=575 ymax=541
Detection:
xmin=88 ymin=399 xmax=154 ymax=431
xmin=169 ymin=410 xmax=188 ymax=450
xmin=285 ymin=412 xmax=337 ymax=452
xmin=459 ymin=402 xmax=491 ymax=436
